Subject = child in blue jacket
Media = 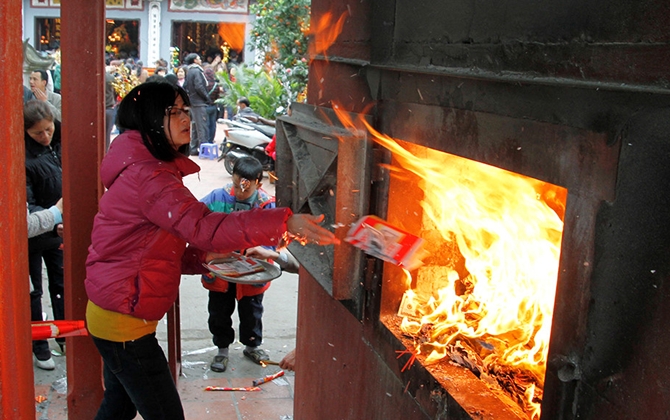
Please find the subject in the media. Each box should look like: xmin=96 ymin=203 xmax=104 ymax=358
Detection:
xmin=200 ymin=156 xmax=288 ymax=372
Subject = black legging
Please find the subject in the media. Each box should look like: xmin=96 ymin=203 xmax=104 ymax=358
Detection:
xmin=29 ymin=245 xmax=64 ymax=358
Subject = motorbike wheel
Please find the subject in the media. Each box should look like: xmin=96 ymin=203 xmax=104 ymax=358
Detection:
xmin=223 ymin=153 xmax=236 ymax=175
xmin=218 ymin=142 xmax=232 ymax=162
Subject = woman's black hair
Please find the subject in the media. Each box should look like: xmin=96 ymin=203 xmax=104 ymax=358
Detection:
xmin=115 ymin=82 xmax=191 ymax=161
xmin=184 ymin=53 xmax=199 ymax=65
xmin=135 ymin=60 xmax=144 ymax=77
xmin=164 ymin=73 xmax=179 ymax=87
xmin=24 ymin=100 xmax=55 ymax=130
xmin=233 ymin=156 xmax=263 ymax=182
xmin=31 ymin=69 xmax=49 ymax=83
xmin=145 ymin=74 xmax=166 ymax=84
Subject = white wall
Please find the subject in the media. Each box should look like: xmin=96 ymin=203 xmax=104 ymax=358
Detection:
xmin=23 ymin=0 xmax=255 ymax=68
xmin=159 ymin=7 xmax=256 ymax=67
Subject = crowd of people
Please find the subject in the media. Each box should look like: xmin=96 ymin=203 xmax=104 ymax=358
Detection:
xmin=24 ymin=55 xmax=318 ymax=418
xmin=105 ymin=54 xmax=228 ymax=155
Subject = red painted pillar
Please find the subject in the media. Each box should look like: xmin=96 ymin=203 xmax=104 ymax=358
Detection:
xmin=0 ymin=1 xmax=38 ymax=418
xmin=61 ymin=0 xmax=106 ymax=417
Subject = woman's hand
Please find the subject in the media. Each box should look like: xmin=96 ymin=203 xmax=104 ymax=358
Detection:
xmin=286 ymin=214 xmax=340 ymax=246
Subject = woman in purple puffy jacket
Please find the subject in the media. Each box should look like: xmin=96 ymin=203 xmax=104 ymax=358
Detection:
xmin=84 ymin=81 xmax=338 ymax=420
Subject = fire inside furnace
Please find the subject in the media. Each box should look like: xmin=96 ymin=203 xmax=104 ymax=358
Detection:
xmin=380 ymin=140 xmax=567 ymax=419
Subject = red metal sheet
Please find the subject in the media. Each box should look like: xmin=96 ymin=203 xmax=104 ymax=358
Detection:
xmin=0 ymin=1 xmax=38 ymax=418
xmin=61 ymin=0 xmax=106 ymax=417
xmin=294 ymin=269 xmax=440 ymax=419
xmin=167 ymin=297 xmax=182 ymax=383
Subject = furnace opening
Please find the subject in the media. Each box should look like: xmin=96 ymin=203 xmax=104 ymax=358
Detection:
xmin=379 ymin=140 xmax=567 ymax=419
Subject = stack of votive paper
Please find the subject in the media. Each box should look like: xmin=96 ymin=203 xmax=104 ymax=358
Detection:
xmin=345 ymin=215 xmax=426 ymax=271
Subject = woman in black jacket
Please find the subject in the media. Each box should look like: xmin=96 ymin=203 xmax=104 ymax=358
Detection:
xmin=24 ymin=100 xmax=64 ymax=370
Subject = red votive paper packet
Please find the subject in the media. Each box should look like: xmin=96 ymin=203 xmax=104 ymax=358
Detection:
xmin=31 ymin=320 xmax=88 ymax=341
xmin=345 ymin=215 xmax=425 ymax=270
xmin=204 ymin=252 xmax=266 ymax=278
xmin=205 ymin=386 xmax=261 ymax=392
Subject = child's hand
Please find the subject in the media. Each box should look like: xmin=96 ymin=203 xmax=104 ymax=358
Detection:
xmin=244 ymin=246 xmax=279 ymax=261
xmin=286 ymin=214 xmax=340 ymax=246
xmin=279 ymin=348 xmax=296 ymax=371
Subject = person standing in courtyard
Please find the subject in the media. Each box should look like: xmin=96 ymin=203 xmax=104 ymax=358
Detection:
xmin=84 ymin=81 xmax=338 ymax=420
xmin=104 ymin=65 xmax=118 ymax=151
xmin=29 ymin=69 xmax=62 ymax=121
xmin=27 ymin=198 xmax=63 ymax=239
xmin=203 ymin=65 xmax=222 ymax=144
xmin=183 ymin=53 xmax=210 ymax=155
xmin=24 ymin=100 xmax=65 ymax=370
xmin=176 ymin=66 xmax=186 ymax=87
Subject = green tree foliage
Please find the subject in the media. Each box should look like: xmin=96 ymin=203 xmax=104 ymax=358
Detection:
xmin=216 ymin=64 xmax=285 ymax=119
xmin=249 ymin=0 xmax=310 ymax=103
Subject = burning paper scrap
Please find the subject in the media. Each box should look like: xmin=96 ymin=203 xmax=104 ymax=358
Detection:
xmin=397 ymin=289 xmax=420 ymax=319
xmin=345 ymin=215 xmax=426 ymax=270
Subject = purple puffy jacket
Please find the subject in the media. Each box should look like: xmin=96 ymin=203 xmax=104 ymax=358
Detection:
xmin=85 ymin=130 xmax=290 ymax=320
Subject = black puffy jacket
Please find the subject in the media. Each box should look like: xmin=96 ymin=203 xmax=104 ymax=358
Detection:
xmin=184 ymin=64 xmax=210 ymax=107
xmin=25 ymin=120 xmax=62 ymax=249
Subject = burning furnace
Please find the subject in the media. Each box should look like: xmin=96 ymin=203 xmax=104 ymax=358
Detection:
xmin=275 ymin=1 xmax=670 ymax=419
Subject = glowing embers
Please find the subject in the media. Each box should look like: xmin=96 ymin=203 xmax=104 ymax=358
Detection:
xmin=383 ymin=141 xmax=566 ymax=419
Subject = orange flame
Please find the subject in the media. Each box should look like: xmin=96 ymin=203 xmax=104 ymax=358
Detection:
xmin=305 ymin=12 xmax=347 ymax=103
xmin=332 ymin=104 xmax=565 ymax=418
xmin=310 ymin=12 xmax=347 ymax=59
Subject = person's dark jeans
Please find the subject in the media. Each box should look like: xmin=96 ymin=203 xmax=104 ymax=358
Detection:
xmin=189 ymin=105 xmax=208 ymax=155
xmin=29 ymin=245 xmax=64 ymax=358
xmin=208 ymin=284 xmax=265 ymax=349
xmin=91 ymin=333 xmax=184 ymax=420
xmin=206 ymin=104 xmax=218 ymax=144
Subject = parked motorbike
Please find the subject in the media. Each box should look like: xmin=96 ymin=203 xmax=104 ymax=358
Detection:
xmin=218 ymin=117 xmax=276 ymax=175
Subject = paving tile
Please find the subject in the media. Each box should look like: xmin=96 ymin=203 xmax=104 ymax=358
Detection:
xmin=36 ymin=388 xmax=68 ymax=420
xmin=182 ymin=399 xmax=241 ymax=420
xmin=34 ymin=384 xmax=51 ymax=397
xmin=235 ymin=397 xmax=294 ymax=420
xmin=179 ymin=377 xmax=231 ymax=400
xmin=178 ymin=375 xmax=294 ymax=419
xmin=34 ymin=374 xmax=295 ymax=419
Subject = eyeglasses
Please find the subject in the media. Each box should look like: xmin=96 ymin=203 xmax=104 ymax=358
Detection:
xmin=165 ymin=106 xmax=191 ymax=119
